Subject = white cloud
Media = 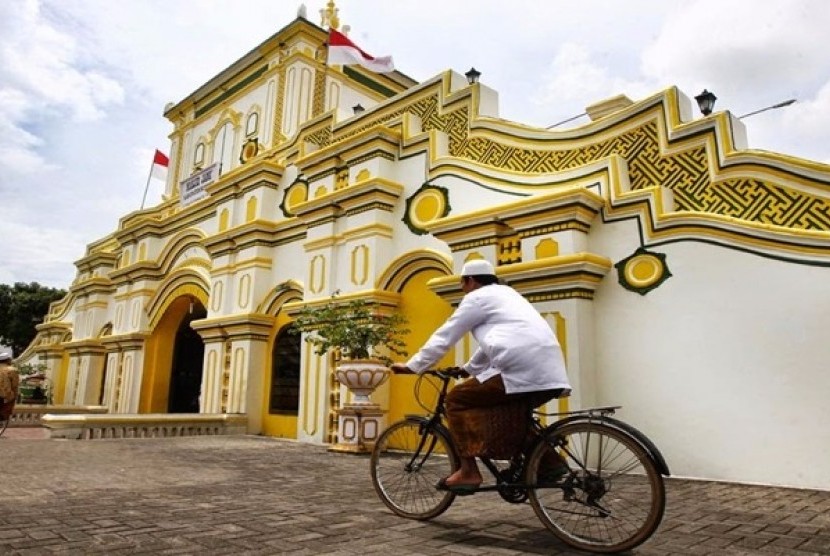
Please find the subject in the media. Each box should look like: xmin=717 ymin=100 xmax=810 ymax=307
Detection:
xmin=531 ymin=43 xmax=654 ymax=122
xmin=642 ymin=0 xmax=830 ymax=111
xmin=0 ymin=219 xmax=86 ymax=288
xmin=0 ymin=0 xmax=125 ymax=181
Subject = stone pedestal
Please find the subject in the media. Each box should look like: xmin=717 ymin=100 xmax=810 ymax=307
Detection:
xmin=329 ymin=403 xmax=386 ymax=453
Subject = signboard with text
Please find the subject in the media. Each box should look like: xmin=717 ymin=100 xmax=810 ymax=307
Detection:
xmin=179 ymin=163 xmax=219 ymax=206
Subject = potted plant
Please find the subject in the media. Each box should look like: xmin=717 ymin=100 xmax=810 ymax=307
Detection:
xmin=290 ymin=293 xmax=409 ymax=405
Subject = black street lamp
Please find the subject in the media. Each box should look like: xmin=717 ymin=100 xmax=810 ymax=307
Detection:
xmin=695 ymin=89 xmax=717 ymax=116
xmin=465 ymin=67 xmax=481 ymax=85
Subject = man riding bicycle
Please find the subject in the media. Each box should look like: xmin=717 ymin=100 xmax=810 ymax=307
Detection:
xmin=0 ymin=346 xmax=19 ymax=425
xmin=391 ymin=259 xmax=571 ymax=493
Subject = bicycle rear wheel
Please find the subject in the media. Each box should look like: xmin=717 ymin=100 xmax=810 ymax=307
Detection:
xmin=528 ymin=421 xmax=665 ymax=553
xmin=370 ymin=419 xmax=458 ymax=520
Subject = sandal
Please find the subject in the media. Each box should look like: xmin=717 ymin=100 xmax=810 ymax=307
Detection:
xmin=436 ymin=476 xmax=480 ymax=495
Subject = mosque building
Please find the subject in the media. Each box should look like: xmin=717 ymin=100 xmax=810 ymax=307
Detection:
xmin=19 ymin=2 xmax=830 ymax=490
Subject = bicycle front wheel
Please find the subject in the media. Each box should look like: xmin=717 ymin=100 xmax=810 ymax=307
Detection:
xmin=370 ymin=419 xmax=459 ymax=520
xmin=528 ymin=421 xmax=665 ymax=553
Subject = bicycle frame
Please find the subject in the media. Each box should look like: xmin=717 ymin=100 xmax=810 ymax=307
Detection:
xmin=401 ymin=370 xmax=459 ymax=473
xmin=404 ymin=372 xmax=669 ymax=491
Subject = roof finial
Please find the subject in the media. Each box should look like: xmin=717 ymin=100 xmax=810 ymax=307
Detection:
xmin=320 ymin=0 xmax=340 ymax=30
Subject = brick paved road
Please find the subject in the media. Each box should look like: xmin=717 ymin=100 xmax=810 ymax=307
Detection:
xmin=0 ymin=434 xmax=829 ymax=555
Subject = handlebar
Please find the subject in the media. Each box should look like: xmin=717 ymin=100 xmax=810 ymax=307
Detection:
xmin=391 ymin=366 xmax=467 ymax=380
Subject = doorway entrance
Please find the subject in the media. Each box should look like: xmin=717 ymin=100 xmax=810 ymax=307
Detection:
xmin=168 ymin=301 xmax=207 ymax=413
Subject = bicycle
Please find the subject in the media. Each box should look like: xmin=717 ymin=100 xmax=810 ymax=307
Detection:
xmin=370 ymin=368 xmax=671 ymax=554
xmin=0 ymin=396 xmax=15 ymax=438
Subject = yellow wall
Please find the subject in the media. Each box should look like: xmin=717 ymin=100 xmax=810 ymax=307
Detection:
xmin=388 ymin=269 xmax=454 ymax=424
xmin=141 ymin=297 xmax=190 ymax=413
xmin=52 ymin=351 xmax=70 ymax=404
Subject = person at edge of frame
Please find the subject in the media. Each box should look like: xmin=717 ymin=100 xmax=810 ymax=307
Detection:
xmin=0 ymin=346 xmax=19 ymax=422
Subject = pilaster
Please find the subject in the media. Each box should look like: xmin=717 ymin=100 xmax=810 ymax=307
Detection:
xmin=191 ymin=314 xmax=274 ymax=432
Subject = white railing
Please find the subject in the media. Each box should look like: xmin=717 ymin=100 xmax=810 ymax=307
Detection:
xmin=9 ymin=404 xmax=108 ymax=427
xmin=41 ymin=413 xmax=248 ymax=440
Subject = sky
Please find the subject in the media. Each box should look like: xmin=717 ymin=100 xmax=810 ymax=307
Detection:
xmin=1 ymin=0 xmax=829 ymax=289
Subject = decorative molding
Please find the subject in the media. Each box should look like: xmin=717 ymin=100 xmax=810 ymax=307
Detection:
xmin=403 ymin=182 xmax=451 ymax=235
xmin=615 ymin=248 xmax=672 ymax=295
xmin=427 ymin=253 xmax=612 ymax=305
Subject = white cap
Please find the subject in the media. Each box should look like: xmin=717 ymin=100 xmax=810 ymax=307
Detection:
xmin=0 ymin=346 xmax=12 ymax=361
xmin=461 ymin=259 xmax=495 ymax=276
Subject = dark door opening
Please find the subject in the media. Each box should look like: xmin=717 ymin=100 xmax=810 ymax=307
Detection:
xmin=269 ymin=325 xmax=301 ymax=414
xmin=168 ymin=303 xmax=207 ymax=413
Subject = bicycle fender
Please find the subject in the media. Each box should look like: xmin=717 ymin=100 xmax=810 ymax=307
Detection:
xmin=601 ymin=416 xmax=670 ymax=476
xmin=546 ymin=415 xmax=671 ymax=476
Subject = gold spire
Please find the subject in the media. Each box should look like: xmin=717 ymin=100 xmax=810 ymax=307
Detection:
xmin=321 ymin=0 xmax=340 ymax=30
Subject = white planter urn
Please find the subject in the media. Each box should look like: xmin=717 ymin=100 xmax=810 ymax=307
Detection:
xmin=331 ymin=358 xmax=390 ymax=453
xmin=335 ymin=358 xmax=390 ymax=406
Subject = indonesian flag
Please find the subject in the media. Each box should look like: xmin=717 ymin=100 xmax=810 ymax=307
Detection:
xmin=150 ymin=149 xmax=169 ymax=180
xmin=327 ymin=28 xmax=394 ymax=73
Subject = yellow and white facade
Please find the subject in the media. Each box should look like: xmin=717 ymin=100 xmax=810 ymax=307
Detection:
xmin=21 ymin=7 xmax=830 ymax=489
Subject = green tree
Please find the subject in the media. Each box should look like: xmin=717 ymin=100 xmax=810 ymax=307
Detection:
xmin=0 ymin=282 xmax=66 ymax=358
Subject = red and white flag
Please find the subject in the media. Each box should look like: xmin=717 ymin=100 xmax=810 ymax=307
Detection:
xmin=327 ymin=28 xmax=394 ymax=73
xmin=150 ymin=149 xmax=169 ymax=180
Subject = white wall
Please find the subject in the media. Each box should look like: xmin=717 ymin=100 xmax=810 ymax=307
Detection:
xmin=591 ymin=220 xmax=830 ymax=489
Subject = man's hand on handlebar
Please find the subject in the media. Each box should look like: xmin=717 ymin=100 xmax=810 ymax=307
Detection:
xmin=442 ymin=367 xmax=469 ymax=379
xmin=390 ymin=363 xmax=412 ymax=374
xmin=390 ymin=363 xmax=469 ymax=379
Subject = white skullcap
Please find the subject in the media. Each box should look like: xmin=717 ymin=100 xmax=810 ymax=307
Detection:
xmin=460 ymin=259 xmax=495 ymax=276
xmin=0 ymin=346 xmax=12 ymax=361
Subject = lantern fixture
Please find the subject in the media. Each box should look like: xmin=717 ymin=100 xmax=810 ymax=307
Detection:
xmin=695 ymin=89 xmax=717 ymax=116
xmin=465 ymin=67 xmax=481 ymax=85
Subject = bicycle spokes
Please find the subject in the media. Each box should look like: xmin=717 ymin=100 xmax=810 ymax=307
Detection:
xmin=371 ymin=420 xmax=459 ymax=521
xmin=528 ymin=421 xmax=666 ymax=553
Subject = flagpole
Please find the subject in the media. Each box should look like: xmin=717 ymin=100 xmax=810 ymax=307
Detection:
xmin=140 ymin=158 xmax=155 ymax=210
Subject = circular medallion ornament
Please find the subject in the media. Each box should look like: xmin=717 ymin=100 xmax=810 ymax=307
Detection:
xmin=239 ymin=138 xmax=259 ymax=163
xmin=280 ymin=178 xmax=309 ymax=217
xmin=403 ymin=182 xmax=451 ymax=235
xmin=615 ymin=248 xmax=671 ymax=295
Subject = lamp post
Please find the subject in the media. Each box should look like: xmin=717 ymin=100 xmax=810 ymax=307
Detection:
xmin=739 ymin=99 xmax=796 ymax=119
xmin=465 ymin=67 xmax=481 ymax=85
xmin=546 ymin=112 xmax=589 ymax=129
xmin=695 ymin=89 xmax=717 ymax=116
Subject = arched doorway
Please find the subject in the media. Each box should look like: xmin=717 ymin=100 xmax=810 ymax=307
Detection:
xmin=168 ymin=301 xmax=207 ymax=413
xmin=269 ymin=324 xmax=301 ymax=414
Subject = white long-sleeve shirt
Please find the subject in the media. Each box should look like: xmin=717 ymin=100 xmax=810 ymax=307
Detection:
xmin=406 ymin=284 xmax=570 ymax=394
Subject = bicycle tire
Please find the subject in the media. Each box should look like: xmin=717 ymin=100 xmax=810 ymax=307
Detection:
xmin=370 ymin=419 xmax=459 ymax=520
xmin=527 ymin=421 xmax=665 ymax=553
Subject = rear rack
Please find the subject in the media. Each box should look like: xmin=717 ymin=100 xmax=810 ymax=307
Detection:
xmin=535 ymin=405 xmax=621 ymax=418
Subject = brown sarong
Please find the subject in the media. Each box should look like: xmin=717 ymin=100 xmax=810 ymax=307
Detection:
xmin=445 ymin=374 xmax=562 ymax=459
xmin=0 ymin=399 xmax=14 ymax=421
xmin=0 ymin=368 xmax=19 ymax=405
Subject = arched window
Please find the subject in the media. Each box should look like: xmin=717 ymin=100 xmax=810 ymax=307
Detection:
xmin=213 ymin=122 xmax=235 ymax=175
xmin=270 ymin=325 xmax=301 ymax=413
xmin=194 ymin=142 xmax=205 ymax=167
xmin=245 ymin=112 xmax=259 ymax=137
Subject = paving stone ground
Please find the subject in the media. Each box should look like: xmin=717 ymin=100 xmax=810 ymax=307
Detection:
xmin=0 ymin=432 xmax=828 ymax=555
